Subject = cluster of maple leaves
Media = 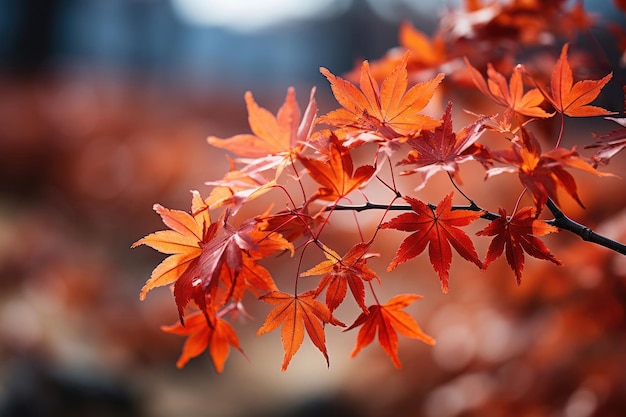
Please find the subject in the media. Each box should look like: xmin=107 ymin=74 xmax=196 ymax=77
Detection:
xmin=133 ymin=0 xmax=626 ymax=372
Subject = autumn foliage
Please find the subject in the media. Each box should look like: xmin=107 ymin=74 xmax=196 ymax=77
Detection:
xmin=133 ymin=0 xmax=626 ymax=372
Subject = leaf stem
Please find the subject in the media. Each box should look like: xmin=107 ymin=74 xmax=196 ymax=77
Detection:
xmin=555 ymin=112 xmax=565 ymax=148
xmin=447 ymin=172 xmax=473 ymax=204
xmin=511 ymin=188 xmax=527 ymax=216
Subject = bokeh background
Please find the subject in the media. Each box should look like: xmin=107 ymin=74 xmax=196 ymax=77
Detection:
xmin=1 ymin=1 xmax=626 ymax=416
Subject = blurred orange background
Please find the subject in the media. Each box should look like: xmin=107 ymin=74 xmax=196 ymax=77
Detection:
xmin=1 ymin=1 xmax=626 ymax=417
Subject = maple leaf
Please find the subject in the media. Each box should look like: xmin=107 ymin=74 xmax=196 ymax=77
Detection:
xmin=246 ymin=224 xmax=294 ymax=259
xmin=300 ymin=243 xmax=379 ymax=313
xmin=220 ymin=224 xmax=294 ymax=301
xmin=298 ymin=135 xmax=375 ymax=202
xmin=477 ymin=206 xmax=562 ymax=284
xmin=465 ymin=58 xmax=553 ymax=123
xmin=399 ymin=22 xmax=447 ymax=69
xmin=539 ymin=44 xmax=614 ymax=117
xmin=166 ymin=212 xmax=262 ymax=321
xmin=220 ymin=255 xmax=277 ymax=302
xmin=382 ymin=193 xmax=483 ymax=292
xmin=257 ymin=290 xmax=345 ymax=371
xmin=586 ymin=117 xmax=626 ymax=166
xmin=487 ymin=127 xmax=611 ymax=210
xmin=345 ymin=294 xmax=434 ymax=369
xmin=318 ymin=53 xmax=444 ymax=142
xmin=398 ymin=101 xmax=489 ymax=191
xmin=162 ymin=310 xmax=244 ymax=372
xmin=207 ymin=87 xmax=317 ymax=159
xmin=351 ymin=22 xmax=447 ymax=84
xmin=204 ymin=162 xmax=277 ymax=214
xmin=207 ymin=87 xmax=317 ymax=185
xmin=132 ymin=191 xmax=214 ymax=301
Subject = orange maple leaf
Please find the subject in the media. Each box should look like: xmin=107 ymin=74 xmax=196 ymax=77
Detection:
xmin=345 ymin=294 xmax=434 ymax=369
xmin=399 ymin=22 xmax=447 ymax=69
xmin=465 ymin=58 xmax=553 ymax=123
xmin=298 ymin=135 xmax=375 ymax=202
xmin=382 ymin=193 xmax=483 ymax=292
xmin=220 ymin=256 xmax=276 ymax=302
xmin=132 ymin=190 xmax=213 ymax=301
xmin=477 ymin=206 xmax=562 ymax=284
xmin=318 ymin=53 xmax=444 ymax=142
xmin=207 ymin=87 xmax=317 ymax=159
xmin=540 ymin=44 xmax=614 ymax=117
xmin=162 ymin=310 xmax=244 ymax=372
xmin=300 ymin=243 xmax=379 ymax=313
xmin=257 ymin=290 xmax=345 ymax=371
xmin=204 ymin=162 xmax=276 ymax=214
xmin=354 ymin=22 xmax=447 ymax=83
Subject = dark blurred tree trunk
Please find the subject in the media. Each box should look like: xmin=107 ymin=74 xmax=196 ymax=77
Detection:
xmin=6 ymin=0 xmax=65 ymax=75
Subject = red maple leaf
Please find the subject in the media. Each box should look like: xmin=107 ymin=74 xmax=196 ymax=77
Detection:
xmin=300 ymin=243 xmax=379 ymax=313
xmin=318 ymin=53 xmax=444 ymax=142
xmin=477 ymin=206 xmax=562 ymax=284
xmin=298 ymin=135 xmax=375 ymax=202
xmin=487 ymin=126 xmax=610 ymax=210
xmin=586 ymin=117 xmax=626 ymax=166
xmin=345 ymin=294 xmax=434 ymax=369
xmin=255 ymin=206 xmax=320 ymax=243
xmin=134 ymin=188 xmax=294 ymax=323
xmin=161 ymin=310 xmax=244 ymax=372
xmin=382 ymin=193 xmax=483 ymax=292
xmin=398 ymin=101 xmax=489 ymax=190
xmin=169 ymin=212 xmax=261 ymax=321
xmin=257 ymin=290 xmax=345 ymax=371
xmin=219 ymin=224 xmax=294 ymax=302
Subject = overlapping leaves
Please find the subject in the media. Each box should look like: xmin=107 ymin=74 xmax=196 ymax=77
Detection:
xmin=133 ymin=2 xmax=623 ymax=372
xmin=318 ymin=53 xmax=444 ymax=143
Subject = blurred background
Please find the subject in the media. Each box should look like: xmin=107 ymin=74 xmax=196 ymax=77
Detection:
xmin=1 ymin=1 xmax=626 ymax=416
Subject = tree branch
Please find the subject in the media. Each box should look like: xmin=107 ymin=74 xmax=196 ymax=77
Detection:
xmin=545 ymin=199 xmax=626 ymax=255
xmin=328 ymin=201 xmax=499 ymax=219
xmin=327 ymin=200 xmax=626 ymax=255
